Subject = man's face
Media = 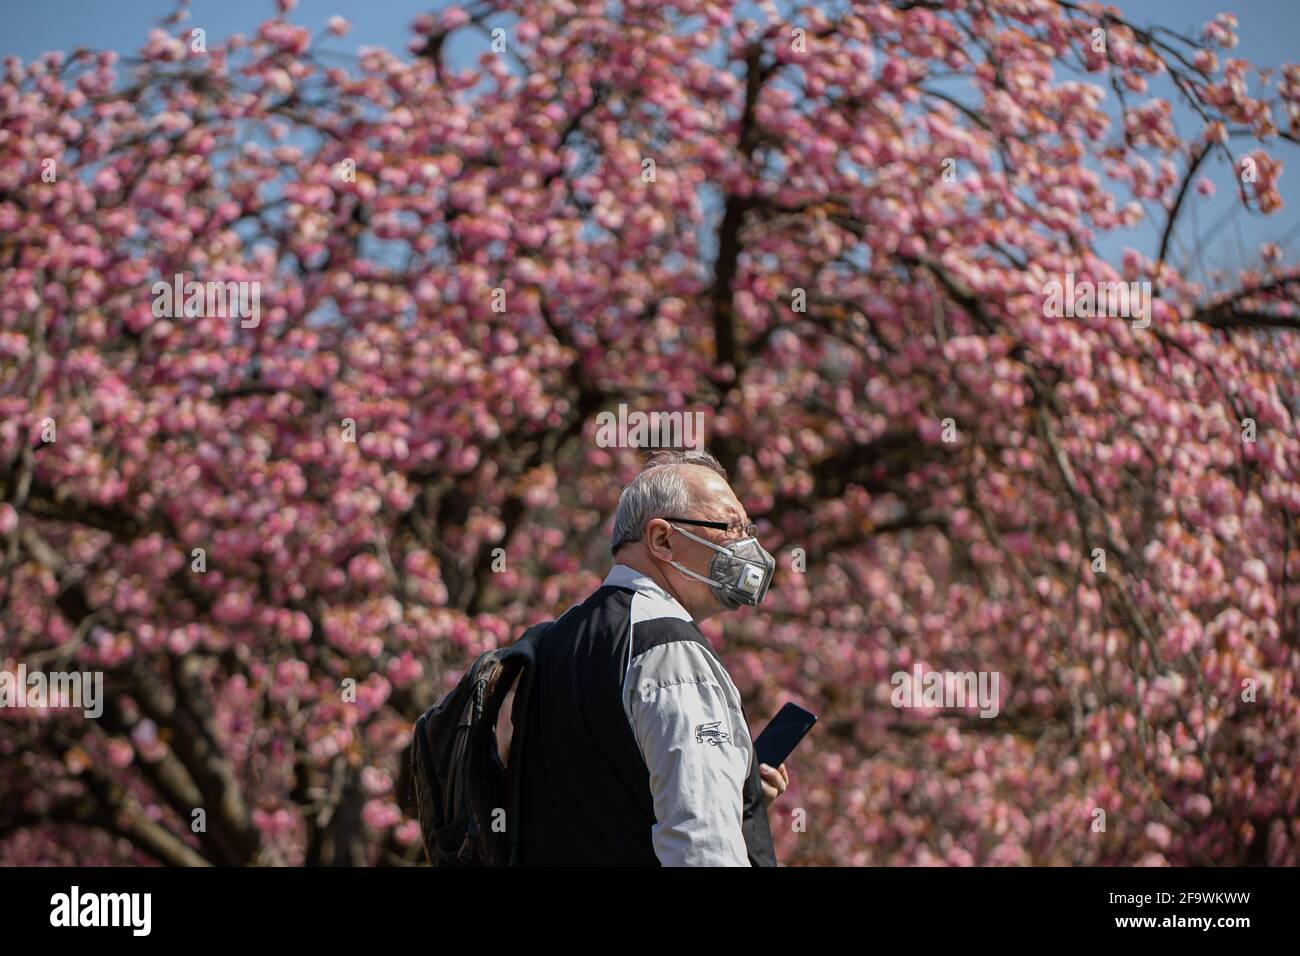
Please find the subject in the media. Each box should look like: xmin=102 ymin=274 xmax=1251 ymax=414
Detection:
xmin=647 ymin=465 xmax=753 ymax=619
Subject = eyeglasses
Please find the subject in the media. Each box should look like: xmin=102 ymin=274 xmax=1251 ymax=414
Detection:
xmin=661 ymin=516 xmax=758 ymax=539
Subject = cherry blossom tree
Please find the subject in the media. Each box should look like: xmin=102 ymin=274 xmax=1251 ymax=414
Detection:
xmin=1 ymin=0 xmax=1297 ymax=865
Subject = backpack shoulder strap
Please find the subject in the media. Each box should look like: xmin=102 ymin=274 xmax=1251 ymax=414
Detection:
xmin=504 ymin=620 xmax=553 ymax=865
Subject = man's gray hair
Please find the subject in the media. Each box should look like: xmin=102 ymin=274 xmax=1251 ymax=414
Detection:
xmin=609 ymin=450 xmax=729 ymax=557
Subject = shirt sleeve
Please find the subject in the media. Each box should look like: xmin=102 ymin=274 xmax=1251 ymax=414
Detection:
xmin=622 ymin=638 xmax=752 ymax=866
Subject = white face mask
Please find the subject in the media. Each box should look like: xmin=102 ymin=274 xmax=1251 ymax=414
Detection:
xmin=667 ymin=523 xmax=775 ymax=608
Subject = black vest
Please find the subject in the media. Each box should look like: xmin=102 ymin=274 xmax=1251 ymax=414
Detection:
xmin=517 ymin=584 xmax=777 ymax=865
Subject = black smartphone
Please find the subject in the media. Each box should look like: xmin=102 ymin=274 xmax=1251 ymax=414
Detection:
xmin=753 ymin=702 xmax=817 ymax=768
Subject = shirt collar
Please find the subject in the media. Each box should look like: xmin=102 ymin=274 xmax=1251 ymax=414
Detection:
xmin=603 ymin=563 xmax=694 ymax=622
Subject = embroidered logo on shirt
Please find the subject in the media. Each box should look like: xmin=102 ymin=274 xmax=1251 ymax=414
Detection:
xmin=694 ymin=720 xmax=731 ymax=746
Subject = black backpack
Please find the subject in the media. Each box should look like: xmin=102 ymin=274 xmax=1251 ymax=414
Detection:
xmin=408 ymin=620 xmax=552 ymax=866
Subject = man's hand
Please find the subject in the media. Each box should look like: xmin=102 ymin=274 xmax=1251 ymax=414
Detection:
xmin=759 ymin=763 xmax=789 ymax=806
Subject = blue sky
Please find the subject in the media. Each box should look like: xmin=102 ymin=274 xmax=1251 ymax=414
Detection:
xmin=5 ymin=0 xmax=1298 ymax=286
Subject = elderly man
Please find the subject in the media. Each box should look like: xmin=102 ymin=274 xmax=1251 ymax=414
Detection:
xmin=516 ymin=449 xmax=789 ymax=866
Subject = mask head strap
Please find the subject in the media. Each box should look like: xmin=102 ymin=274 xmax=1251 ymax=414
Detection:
xmin=665 ymin=523 xmax=730 ymax=591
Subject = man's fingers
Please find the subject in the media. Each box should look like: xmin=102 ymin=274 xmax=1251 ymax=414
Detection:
xmin=759 ymin=763 xmax=788 ymax=794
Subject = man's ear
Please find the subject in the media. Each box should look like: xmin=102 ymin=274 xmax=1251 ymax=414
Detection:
xmin=643 ymin=518 xmax=674 ymax=562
